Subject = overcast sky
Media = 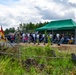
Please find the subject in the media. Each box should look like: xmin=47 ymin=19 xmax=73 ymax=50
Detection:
xmin=0 ymin=0 xmax=76 ymax=30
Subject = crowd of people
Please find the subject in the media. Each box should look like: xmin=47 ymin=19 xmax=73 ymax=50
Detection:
xmin=6 ymin=32 xmax=75 ymax=44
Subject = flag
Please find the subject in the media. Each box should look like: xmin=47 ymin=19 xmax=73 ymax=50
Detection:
xmin=1 ymin=26 xmax=4 ymax=38
xmin=0 ymin=26 xmax=6 ymax=42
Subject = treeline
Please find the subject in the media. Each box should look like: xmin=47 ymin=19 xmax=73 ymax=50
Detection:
xmin=4 ymin=27 xmax=15 ymax=35
xmin=4 ymin=22 xmax=48 ymax=35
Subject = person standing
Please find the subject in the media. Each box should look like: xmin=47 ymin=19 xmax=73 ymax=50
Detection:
xmin=56 ymin=33 xmax=60 ymax=42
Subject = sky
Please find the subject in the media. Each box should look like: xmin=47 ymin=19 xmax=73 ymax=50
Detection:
xmin=0 ymin=0 xmax=76 ymax=30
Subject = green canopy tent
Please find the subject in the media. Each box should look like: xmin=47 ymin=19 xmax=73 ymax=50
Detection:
xmin=36 ymin=19 xmax=76 ymax=31
xmin=36 ymin=19 xmax=76 ymax=44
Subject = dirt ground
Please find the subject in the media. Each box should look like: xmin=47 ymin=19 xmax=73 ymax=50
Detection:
xmin=19 ymin=43 xmax=76 ymax=53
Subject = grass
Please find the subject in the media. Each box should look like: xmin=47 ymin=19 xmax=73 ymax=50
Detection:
xmin=0 ymin=57 xmax=25 ymax=75
xmin=0 ymin=44 xmax=76 ymax=75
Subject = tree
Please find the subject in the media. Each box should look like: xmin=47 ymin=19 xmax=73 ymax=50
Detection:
xmin=4 ymin=27 xmax=15 ymax=35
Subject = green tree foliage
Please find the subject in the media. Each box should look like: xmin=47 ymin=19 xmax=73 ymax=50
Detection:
xmin=4 ymin=27 xmax=15 ymax=35
xmin=4 ymin=22 xmax=49 ymax=34
xmin=19 ymin=22 xmax=49 ymax=32
xmin=4 ymin=28 xmax=9 ymax=35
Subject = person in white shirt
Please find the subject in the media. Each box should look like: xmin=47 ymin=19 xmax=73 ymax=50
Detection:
xmin=56 ymin=33 xmax=60 ymax=41
xmin=22 ymin=33 xmax=25 ymax=42
xmin=33 ymin=33 xmax=35 ymax=41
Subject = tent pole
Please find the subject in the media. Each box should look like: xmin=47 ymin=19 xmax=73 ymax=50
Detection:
xmin=74 ymin=28 xmax=76 ymax=44
xmin=51 ymin=30 xmax=53 ymax=45
xmin=52 ymin=30 xmax=53 ymax=34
